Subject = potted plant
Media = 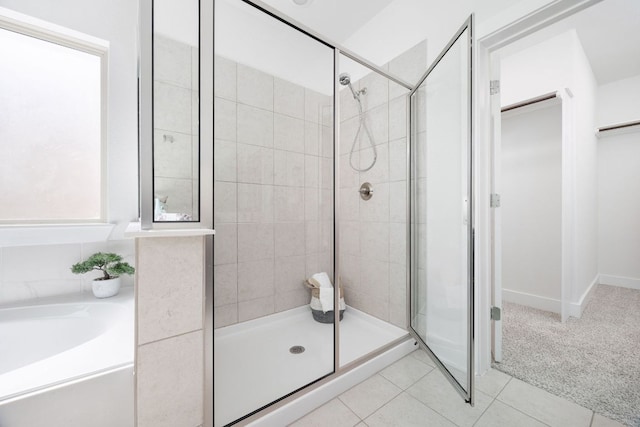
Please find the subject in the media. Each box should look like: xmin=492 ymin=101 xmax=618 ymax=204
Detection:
xmin=71 ymin=252 xmax=135 ymax=298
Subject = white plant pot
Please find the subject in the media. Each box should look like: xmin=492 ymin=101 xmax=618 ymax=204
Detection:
xmin=92 ymin=277 xmax=121 ymax=298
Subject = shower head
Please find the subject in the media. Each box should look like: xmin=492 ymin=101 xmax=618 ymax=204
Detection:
xmin=339 ymin=73 xmax=351 ymax=86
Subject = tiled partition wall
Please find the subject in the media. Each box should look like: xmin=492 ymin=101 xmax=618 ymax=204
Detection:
xmin=338 ymin=41 xmax=427 ymax=328
xmin=213 ymin=55 xmax=334 ymax=328
xmin=135 ymin=236 xmax=205 ymax=427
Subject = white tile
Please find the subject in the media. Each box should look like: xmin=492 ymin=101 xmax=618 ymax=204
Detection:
xmin=237 ymin=223 xmax=274 ymax=262
xmin=213 ymin=264 xmax=237 ymax=307
xmin=137 ymin=331 xmax=203 ymax=427
xmin=274 ymin=114 xmax=305 ymax=153
xmin=274 ymin=151 xmax=305 ymax=187
xmin=213 ymin=223 xmax=237 ymax=265
xmin=360 ymin=142 xmax=389 ymax=185
xmin=304 ymin=121 xmax=320 ymax=155
xmin=275 ymin=288 xmax=309 ymax=312
xmin=274 ymin=187 xmax=305 ymax=222
xmin=155 ymin=35 xmax=192 ymax=88
xmin=238 ymin=295 xmax=275 ymax=322
xmin=339 ymin=374 xmax=402 ymax=419
xmin=475 ymin=400 xmax=548 ymax=427
xmin=274 ymin=255 xmax=307 ymax=294
xmin=320 ymin=157 xmax=333 ymax=190
xmin=214 ymin=54 xmax=236 ymax=101
xmin=304 ymin=188 xmax=320 ymax=222
xmin=214 ymin=139 xmax=236 ymax=182
xmin=237 ymin=259 xmax=274 ymax=302
xmin=304 ymin=155 xmax=320 ymax=189
xmin=340 ymin=116 xmax=360 ymax=154
xmin=237 ymin=143 xmax=273 ymax=185
xmin=497 ymin=378 xmax=593 ymax=427
xmin=340 ymin=221 xmax=360 ymax=256
xmin=359 ymin=70 xmax=389 ymax=112
xmin=407 ymin=369 xmax=493 ymax=427
xmin=389 ymin=263 xmax=407 ymax=328
xmin=305 ymin=221 xmax=320 ymax=254
xmin=137 ymin=237 xmax=204 ymax=345
xmin=321 ymin=125 xmax=333 ymax=159
xmin=304 ymin=89 xmax=323 ymax=124
xmin=366 ymin=103 xmax=389 ymax=146
xmin=364 ymin=392 xmax=456 ymax=427
xmin=360 ymin=259 xmax=389 ymax=298
xmin=340 ymin=187 xmax=360 ymax=222
xmin=290 ymin=398 xmax=360 ymax=427
xmin=340 ymin=83 xmax=361 ymax=122
xmin=275 ymin=222 xmax=306 ymax=257
xmin=237 ymin=64 xmax=273 ymax=110
xmin=592 ymin=413 xmax=626 ymax=427
xmin=389 ymin=96 xmax=407 ymax=141
xmin=153 ymin=130 xmax=192 ymax=179
xmin=380 ymin=354 xmax=434 ymax=390
xmin=389 ymin=222 xmax=407 ymax=265
xmin=214 ymin=181 xmax=236 ymax=223
xmin=155 ymin=81 xmax=192 ymax=134
xmin=475 ymin=368 xmax=511 ymax=398
xmin=340 ymin=254 xmax=360 ymax=290
xmin=360 ymin=182 xmax=389 ymax=222
xmin=389 ymin=138 xmax=407 ymax=182
xmin=389 ymin=40 xmax=427 ymax=99
xmin=274 ymin=77 xmax=304 ymax=119
xmin=214 ymin=97 xmax=236 ymax=141
xmin=340 ymin=153 xmax=360 ymax=189
xmin=237 ymin=104 xmax=274 ymax=148
xmin=214 ymin=304 xmax=237 ymax=328
xmin=237 ymin=183 xmax=273 ymax=223
xmin=389 ymin=181 xmax=407 ymax=223
xmin=360 ymin=222 xmax=389 ymax=262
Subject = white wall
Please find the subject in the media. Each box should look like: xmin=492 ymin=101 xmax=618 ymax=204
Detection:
xmin=597 ymin=73 xmax=640 ymax=288
xmin=500 ymin=29 xmax=599 ymax=306
xmin=501 ymin=103 xmax=563 ymax=303
xmin=0 ymin=0 xmax=138 ymax=304
xmin=597 ymin=75 xmax=640 ymax=127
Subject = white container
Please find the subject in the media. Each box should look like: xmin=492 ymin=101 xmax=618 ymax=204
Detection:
xmin=92 ymin=277 xmax=122 ymax=298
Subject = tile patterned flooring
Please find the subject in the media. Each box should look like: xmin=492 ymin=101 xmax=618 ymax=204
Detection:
xmin=289 ymin=349 xmax=625 ymax=427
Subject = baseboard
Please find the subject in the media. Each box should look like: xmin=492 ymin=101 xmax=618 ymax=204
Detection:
xmin=502 ymin=289 xmax=561 ymax=314
xmin=599 ymin=274 xmax=640 ymax=290
xmin=568 ymin=275 xmax=599 ymax=318
xmin=504 ymin=275 xmax=598 ymax=319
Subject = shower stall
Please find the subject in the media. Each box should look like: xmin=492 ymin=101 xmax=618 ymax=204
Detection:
xmin=213 ymin=1 xmax=474 ymax=425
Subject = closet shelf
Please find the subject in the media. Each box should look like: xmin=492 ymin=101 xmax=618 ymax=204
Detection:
xmin=596 ymin=120 xmax=640 ymax=138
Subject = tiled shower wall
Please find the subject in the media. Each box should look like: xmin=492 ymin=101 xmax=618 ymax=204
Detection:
xmin=213 ymin=55 xmax=333 ymax=328
xmin=338 ymin=41 xmax=427 ymax=329
xmin=153 ymin=35 xmax=199 ymax=218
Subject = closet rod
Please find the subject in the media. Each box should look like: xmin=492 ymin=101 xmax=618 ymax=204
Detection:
xmin=597 ymin=120 xmax=640 ymax=133
xmin=501 ymin=91 xmax=557 ymax=113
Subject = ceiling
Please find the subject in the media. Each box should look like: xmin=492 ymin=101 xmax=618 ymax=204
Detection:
xmin=260 ymin=0 xmax=640 ymax=85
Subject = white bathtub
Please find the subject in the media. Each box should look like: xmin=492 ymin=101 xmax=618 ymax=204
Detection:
xmin=0 ymin=289 xmax=134 ymax=427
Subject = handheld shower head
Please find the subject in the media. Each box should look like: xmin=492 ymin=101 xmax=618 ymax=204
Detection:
xmin=339 ymin=72 xmax=361 ymax=100
xmin=339 ymin=73 xmax=351 ymax=86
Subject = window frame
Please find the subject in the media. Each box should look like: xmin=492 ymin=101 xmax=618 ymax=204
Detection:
xmin=0 ymin=7 xmax=109 ymax=225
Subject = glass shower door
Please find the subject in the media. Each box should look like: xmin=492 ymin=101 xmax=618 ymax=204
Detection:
xmin=409 ymin=17 xmax=474 ymax=403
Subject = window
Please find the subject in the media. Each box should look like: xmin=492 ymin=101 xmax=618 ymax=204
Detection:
xmin=0 ymin=20 xmax=107 ymax=223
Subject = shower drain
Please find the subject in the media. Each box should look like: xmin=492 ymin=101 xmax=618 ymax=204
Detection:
xmin=289 ymin=345 xmax=305 ymax=354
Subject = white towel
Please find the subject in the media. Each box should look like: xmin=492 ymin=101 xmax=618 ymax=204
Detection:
xmin=318 ymin=287 xmax=334 ymax=313
xmin=311 ymin=272 xmax=333 ymax=289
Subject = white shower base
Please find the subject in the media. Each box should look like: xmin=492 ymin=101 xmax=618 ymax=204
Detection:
xmin=214 ymin=305 xmax=408 ymax=426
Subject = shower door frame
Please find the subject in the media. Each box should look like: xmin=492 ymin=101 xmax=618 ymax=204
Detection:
xmin=406 ymin=16 xmax=475 ymax=405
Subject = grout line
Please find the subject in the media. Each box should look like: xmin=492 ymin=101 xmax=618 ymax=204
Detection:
xmin=588 ymin=411 xmax=595 ymax=427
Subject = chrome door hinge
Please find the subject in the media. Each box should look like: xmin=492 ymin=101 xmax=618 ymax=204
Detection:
xmin=490 ymin=306 xmax=501 ymax=321
xmin=490 ymin=80 xmax=500 ymax=95
xmin=490 ymin=193 xmax=501 ymax=208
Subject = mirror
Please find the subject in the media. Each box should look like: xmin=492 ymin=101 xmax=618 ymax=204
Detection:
xmin=153 ymin=0 xmax=200 ymax=222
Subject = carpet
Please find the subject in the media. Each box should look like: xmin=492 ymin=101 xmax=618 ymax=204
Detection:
xmin=494 ymin=284 xmax=640 ymax=427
